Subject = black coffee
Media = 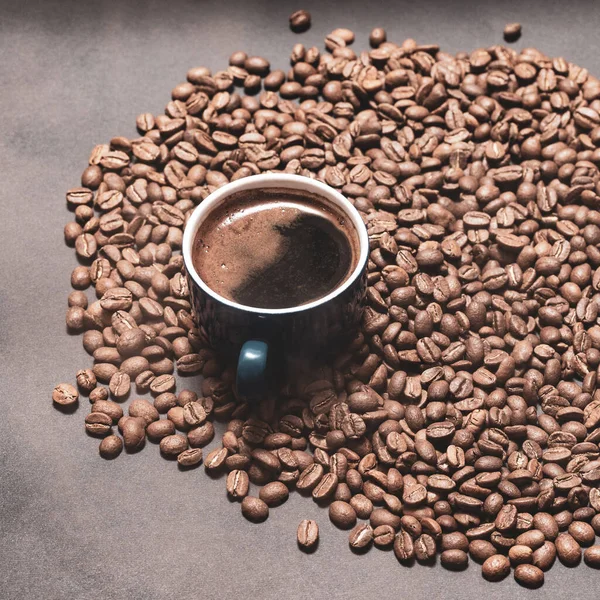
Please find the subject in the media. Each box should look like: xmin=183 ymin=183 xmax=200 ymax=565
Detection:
xmin=192 ymin=188 xmax=359 ymax=309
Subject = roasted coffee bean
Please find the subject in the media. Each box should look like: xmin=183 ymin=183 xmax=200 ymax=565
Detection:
xmin=289 ymin=9 xmax=311 ymax=32
xmin=297 ymin=519 xmax=319 ymax=550
xmin=415 ymin=534 xmax=437 ymax=563
xmin=177 ymin=448 xmax=203 ymax=467
xmin=92 ymin=399 xmax=123 ymax=423
xmin=329 ymin=501 xmax=357 ymax=529
xmin=440 ymin=549 xmax=468 ymax=570
xmin=393 ymin=530 xmax=414 ymax=562
xmin=227 ymin=469 xmax=250 ymax=499
xmin=85 ymin=412 xmax=112 ymax=436
xmin=146 ymin=419 xmax=176 ymax=442
xmin=52 ymin=383 xmax=79 ymax=406
xmin=297 ymin=463 xmax=324 ymax=493
xmin=349 ymin=523 xmax=374 ymax=550
xmin=373 ymin=524 xmax=395 ymax=547
xmin=503 ymin=22 xmax=522 ymax=42
xmin=129 ymin=398 xmax=159 ymax=425
xmin=259 ymin=482 xmax=289 ymax=507
xmin=556 ymin=533 xmax=582 ymax=566
xmin=470 ymin=540 xmax=497 ymax=564
xmin=584 ymin=546 xmax=600 ymax=568
xmin=483 ymin=553 xmax=511 ymax=581
xmin=369 ymin=27 xmax=386 ymax=48
xmin=532 ymin=541 xmax=557 ymax=571
xmin=205 ymin=447 xmax=228 ymax=472
xmin=241 ymin=496 xmax=269 ymax=523
xmin=568 ymin=521 xmax=595 ymax=546
xmin=99 ymin=435 xmax=123 ymax=459
xmin=121 ymin=417 xmax=145 ymax=451
xmin=159 ymin=434 xmax=188 ymax=457
xmin=514 ymin=564 xmax=544 ymax=588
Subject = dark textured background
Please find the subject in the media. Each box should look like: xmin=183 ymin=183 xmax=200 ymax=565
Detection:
xmin=1 ymin=1 xmax=599 ymax=598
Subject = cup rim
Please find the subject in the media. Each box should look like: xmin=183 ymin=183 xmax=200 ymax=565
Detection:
xmin=182 ymin=173 xmax=369 ymax=315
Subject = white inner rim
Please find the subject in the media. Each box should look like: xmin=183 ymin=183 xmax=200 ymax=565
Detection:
xmin=182 ymin=173 xmax=369 ymax=315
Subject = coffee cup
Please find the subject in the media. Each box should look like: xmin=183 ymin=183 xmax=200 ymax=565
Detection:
xmin=182 ymin=173 xmax=369 ymax=398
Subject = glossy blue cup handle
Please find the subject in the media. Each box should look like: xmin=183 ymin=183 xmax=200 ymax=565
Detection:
xmin=236 ymin=340 xmax=268 ymax=400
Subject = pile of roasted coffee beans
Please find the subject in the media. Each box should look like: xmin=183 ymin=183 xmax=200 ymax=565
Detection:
xmin=58 ymin=24 xmax=600 ymax=587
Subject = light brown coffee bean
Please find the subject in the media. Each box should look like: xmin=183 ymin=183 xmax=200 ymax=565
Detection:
xmin=297 ymin=519 xmax=319 ymax=550
xmin=52 ymin=383 xmax=79 ymax=406
xmin=99 ymin=435 xmax=123 ymax=459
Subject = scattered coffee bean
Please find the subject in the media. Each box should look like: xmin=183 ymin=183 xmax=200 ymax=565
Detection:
xmin=259 ymin=482 xmax=289 ymax=507
xmin=297 ymin=519 xmax=319 ymax=550
xmin=369 ymin=27 xmax=386 ymax=48
xmin=241 ymin=496 xmax=269 ymax=523
xmin=503 ymin=22 xmax=522 ymax=42
xmin=177 ymin=448 xmax=203 ymax=467
xmin=329 ymin=500 xmax=357 ymax=529
xmin=121 ymin=417 xmax=145 ymax=452
xmin=99 ymin=435 xmax=123 ymax=459
xmin=440 ymin=549 xmax=468 ymax=571
xmin=514 ymin=564 xmax=544 ymax=588
xmin=289 ymin=10 xmax=311 ymax=33
xmin=584 ymin=546 xmax=600 ymax=568
xmin=482 ymin=554 xmax=511 ymax=581
xmin=52 ymin=383 xmax=78 ymax=406
xmin=556 ymin=533 xmax=582 ymax=567
xmin=349 ymin=523 xmax=373 ymax=550
xmin=160 ymin=434 xmax=188 ymax=457
xmin=85 ymin=412 xmax=112 ymax=436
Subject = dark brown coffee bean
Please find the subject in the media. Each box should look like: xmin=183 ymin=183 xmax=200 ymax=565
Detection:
xmin=205 ymin=447 xmax=228 ymax=472
xmin=159 ymin=434 xmax=188 ymax=457
xmin=514 ymin=564 xmax=544 ymax=588
xmin=503 ymin=22 xmax=522 ymax=42
xmin=329 ymin=501 xmax=357 ymax=529
xmin=482 ymin=554 xmax=511 ymax=581
xmin=297 ymin=463 xmax=324 ymax=492
xmin=76 ymin=369 xmax=97 ymax=394
xmin=568 ymin=521 xmax=595 ymax=546
xmin=556 ymin=532 xmax=582 ymax=566
xmin=532 ymin=541 xmax=557 ymax=571
xmin=177 ymin=448 xmax=203 ymax=467
xmin=369 ymin=27 xmax=386 ymax=47
xmin=121 ymin=417 xmax=145 ymax=451
xmin=312 ymin=473 xmax=338 ymax=502
xmin=441 ymin=549 xmax=468 ymax=570
xmin=584 ymin=546 xmax=600 ymax=568
xmin=393 ymin=530 xmax=414 ymax=562
xmin=108 ymin=371 xmax=130 ymax=400
xmin=146 ymin=419 xmax=175 ymax=442
xmin=471 ymin=540 xmax=500 ymax=564
xmin=415 ymin=534 xmax=437 ymax=563
xmin=241 ymin=496 xmax=269 ymax=522
xmin=99 ymin=434 xmax=123 ymax=459
xmin=289 ymin=9 xmax=311 ymax=32
xmin=259 ymin=482 xmax=289 ymax=507
xmin=92 ymin=400 xmax=123 ymax=423
xmin=129 ymin=398 xmax=159 ymax=425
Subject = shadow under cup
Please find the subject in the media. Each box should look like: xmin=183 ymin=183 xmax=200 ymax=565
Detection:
xmin=182 ymin=174 xmax=369 ymax=397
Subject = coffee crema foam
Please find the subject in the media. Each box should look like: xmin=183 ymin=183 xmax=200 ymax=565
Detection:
xmin=192 ymin=188 xmax=360 ymax=309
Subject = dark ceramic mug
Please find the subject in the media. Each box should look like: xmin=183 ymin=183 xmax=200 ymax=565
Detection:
xmin=182 ymin=174 xmax=369 ymax=398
